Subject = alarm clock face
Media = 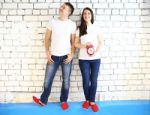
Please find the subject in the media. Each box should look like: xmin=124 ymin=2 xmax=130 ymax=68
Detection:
xmin=87 ymin=47 xmax=94 ymax=55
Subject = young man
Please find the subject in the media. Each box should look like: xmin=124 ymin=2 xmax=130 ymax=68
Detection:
xmin=33 ymin=2 xmax=76 ymax=110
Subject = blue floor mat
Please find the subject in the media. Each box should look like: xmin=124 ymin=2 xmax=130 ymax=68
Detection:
xmin=0 ymin=100 xmax=150 ymax=115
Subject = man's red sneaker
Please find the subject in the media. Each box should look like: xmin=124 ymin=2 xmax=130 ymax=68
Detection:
xmin=61 ymin=102 xmax=69 ymax=110
xmin=91 ymin=103 xmax=99 ymax=112
xmin=82 ymin=101 xmax=90 ymax=109
xmin=32 ymin=96 xmax=45 ymax=106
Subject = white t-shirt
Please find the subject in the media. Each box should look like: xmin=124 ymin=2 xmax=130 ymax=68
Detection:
xmin=47 ymin=18 xmax=76 ymax=56
xmin=76 ymin=24 xmax=102 ymax=60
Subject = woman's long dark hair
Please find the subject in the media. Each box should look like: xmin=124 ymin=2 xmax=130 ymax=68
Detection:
xmin=79 ymin=7 xmax=94 ymax=37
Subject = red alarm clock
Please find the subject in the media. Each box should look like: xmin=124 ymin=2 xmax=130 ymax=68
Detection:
xmin=86 ymin=44 xmax=95 ymax=55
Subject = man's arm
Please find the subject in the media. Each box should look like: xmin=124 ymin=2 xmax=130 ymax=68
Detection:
xmin=44 ymin=29 xmax=54 ymax=64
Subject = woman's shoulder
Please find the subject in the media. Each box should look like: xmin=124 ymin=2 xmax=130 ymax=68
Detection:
xmin=91 ymin=24 xmax=101 ymax=33
xmin=92 ymin=23 xmax=100 ymax=29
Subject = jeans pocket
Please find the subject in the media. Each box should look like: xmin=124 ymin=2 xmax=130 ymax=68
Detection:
xmin=51 ymin=55 xmax=59 ymax=63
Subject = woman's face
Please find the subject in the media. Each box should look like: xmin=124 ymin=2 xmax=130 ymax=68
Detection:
xmin=83 ymin=9 xmax=92 ymax=23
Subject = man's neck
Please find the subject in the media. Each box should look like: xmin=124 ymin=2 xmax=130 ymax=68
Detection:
xmin=59 ymin=16 xmax=69 ymax=21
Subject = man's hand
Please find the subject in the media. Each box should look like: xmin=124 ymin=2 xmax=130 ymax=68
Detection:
xmin=64 ymin=53 xmax=73 ymax=64
xmin=46 ymin=51 xmax=54 ymax=64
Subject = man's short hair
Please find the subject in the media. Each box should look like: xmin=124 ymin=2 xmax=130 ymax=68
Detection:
xmin=64 ymin=2 xmax=74 ymax=16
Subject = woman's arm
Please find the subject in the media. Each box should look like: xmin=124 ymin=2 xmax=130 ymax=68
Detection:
xmin=74 ymin=36 xmax=86 ymax=49
xmin=95 ymin=33 xmax=104 ymax=53
xmin=70 ymin=33 xmax=76 ymax=55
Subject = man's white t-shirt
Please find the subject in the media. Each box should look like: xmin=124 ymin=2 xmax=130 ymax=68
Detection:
xmin=76 ymin=24 xmax=102 ymax=60
xmin=47 ymin=18 xmax=76 ymax=56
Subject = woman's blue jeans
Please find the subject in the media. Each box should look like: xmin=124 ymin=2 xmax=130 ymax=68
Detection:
xmin=79 ymin=59 xmax=101 ymax=102
xmin=40 ymin=55 xmax=72 ymax=104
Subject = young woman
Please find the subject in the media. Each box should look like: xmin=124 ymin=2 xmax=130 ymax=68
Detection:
xmin=75 ymin=7 xmax=104 ymax=112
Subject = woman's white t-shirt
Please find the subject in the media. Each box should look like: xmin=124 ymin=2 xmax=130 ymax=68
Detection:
xmin=76 ymin=24 xmax=102 ymax=60
xmin=47 ymin=18 xmax=76 ymax=56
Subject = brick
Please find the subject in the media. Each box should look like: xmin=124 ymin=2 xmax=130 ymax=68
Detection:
xmin=13 ymin=0 xmax=21 ymax=2
xmin=126 ymin=16 xmax=139 ymax=21
xmin=34 ymin=3 xmax=49 ymax=9
xmin=77 ymin=3 xmax=92 ymax=8
xmin=112 ymin=9 xmax=119 ymax=15
xmin=1 ymin=10 xmax=8 ymax=15
xmin=26 ymin=22 xmax=41 ymax=27
xmin=127 ymin=10 xmax=134 ymax=15
xmin=0 ymin=16 xmax=6 ymax=21
xmin=3 ymin=3 xmax=17 ymax=9
xmin=9 ymin=10 xmax=17 ymax=15
xmin=0 ymin=70 xmax=5 ymax=75
xmin=35 ymin=87 xmax=42 ymax=92
xmin=141 ymin=10 xmax=149 ymax=15
xmin=129 ymin=0 xmax=136 ymax=2
xmin=17 ymin=10 xmax=25 ymax=15
xmin=109 ymin=3 xmax=123 ymax=8
xmin=5 ymin=81 xmax=19 ymax=86
xmin=30 ymin=0 xmax=37 ymax=2
xmin=96 ymin=16 xmax=110 ymax=21
xmin=28 ymin=87 xmax=36 ymax=92
xmin=128 ymin=80 xmax=142 ymax=85
xmin=0 ymin=87 xmax=6 ymax=91
xmin=140 ymin=3 xmax=150 ymax=8
xmin=24 ymin=16 xmax=38 ymax=21
xmin=0 ymin=0 xmax=4 ymax=2
xmin=38 ymin=0 xmax=45 ymax=2
xmin=7 ymin=16 xmax=22 ymax=21
xmin=20 ymin=81 xmax=33 ymax=86
xmin=114 ymin=0 xmax=121 ymax=2
xmin=107 ymin=0 xmax=113 ymax=2
xmin=41 ymin=10 xmax=48 ymax=15
xmin=124 ymin=3 xmax=139 ymax=8
xmin=90 ymin=0 xmax=98 ymax=2
xmin=18 ymin=3 xmax=33 ymax=9
xmin=93 ymin=3 xmax=108 ymax=8
xmin=111 ymin=15 xmax=125 ymax=21
xmin=141 ymin=16 xmax=150 ymax=21
xmin=24 ymin=9 xmax=32 ymax=14
xmin=134 ymin=9 xmax=141 ymax=15
xmin=22 ymin=0 xmax=29 ymax=2
xmin=33 ymin=10 xmax=40 ymax=15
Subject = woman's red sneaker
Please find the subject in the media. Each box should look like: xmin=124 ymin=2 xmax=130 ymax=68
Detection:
xmin=91 ymin=104 xmax=99 ymax=112
xmin=82 ymin=101 xmax=90 ymax=109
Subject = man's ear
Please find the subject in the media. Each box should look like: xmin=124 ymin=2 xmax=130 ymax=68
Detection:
xmin=68 ymin=11 xmax=71 ymax=16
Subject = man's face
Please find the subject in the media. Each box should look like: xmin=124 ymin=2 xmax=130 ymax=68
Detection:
xmin=59 ymin=4 xmax=71 ymax=17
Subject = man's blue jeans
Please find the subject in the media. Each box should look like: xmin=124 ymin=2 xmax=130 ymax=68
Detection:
xmin=79 ymin=59 xmax=101 ymax=102
xmin=40 ymin=55 xmax=72 ymax=104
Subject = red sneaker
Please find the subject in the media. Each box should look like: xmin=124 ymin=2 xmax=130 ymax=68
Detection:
xmin=82 ymin=101 xmax=90 ymax=109
xmin=32 ymin=96 xmax=45 ymax=106
xmin=91 ymin=104 xmax=99 ymax=112
xmin=61 ymin=102 xmax=69 ymax=110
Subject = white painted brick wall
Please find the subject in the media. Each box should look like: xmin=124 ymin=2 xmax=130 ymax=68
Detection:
xmin=0 ymin=0 xmax=150 ymax=103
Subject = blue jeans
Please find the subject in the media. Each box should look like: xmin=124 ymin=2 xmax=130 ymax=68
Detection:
xmin=79 ymin=59 xmax=101 ymax=102
xmin=40 ymin=55 xmax=72 ymax=104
